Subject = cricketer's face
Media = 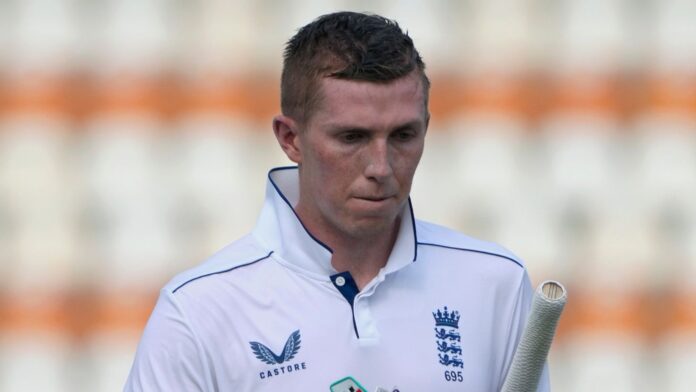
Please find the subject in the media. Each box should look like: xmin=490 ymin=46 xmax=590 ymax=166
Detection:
xmin=287 ymin=72 xmax=428 ymax=241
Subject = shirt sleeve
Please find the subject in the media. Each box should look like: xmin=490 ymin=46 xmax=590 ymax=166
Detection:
xmin=124 ymin=289 xmax=208 ymax=392
xmin=498 ymin=270 xmax=552 ymax=392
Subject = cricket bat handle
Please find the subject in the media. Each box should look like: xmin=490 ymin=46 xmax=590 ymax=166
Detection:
xmin=501 ymin=280 xmax=567 ymax=392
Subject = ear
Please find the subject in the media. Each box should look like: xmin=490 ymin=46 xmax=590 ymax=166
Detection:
xmin=425 ymin=112 xmax=430 ymax=134
xmin=272 ymin=115 xmax=303 ymax=163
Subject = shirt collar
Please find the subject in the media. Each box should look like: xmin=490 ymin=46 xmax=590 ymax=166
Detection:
xmin=252 ymin=166 xmax=418 ymax=279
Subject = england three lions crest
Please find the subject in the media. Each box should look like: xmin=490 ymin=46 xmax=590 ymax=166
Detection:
xmin=433 ymin=306 xmax=463 ymax=369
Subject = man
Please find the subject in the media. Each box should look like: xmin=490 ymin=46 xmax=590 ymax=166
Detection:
xmin=125 ymin=11 xmax=549 ymax=391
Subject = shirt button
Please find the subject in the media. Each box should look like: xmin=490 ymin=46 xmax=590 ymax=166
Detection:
xmin=335 ymin=276 xmax=346 ymax=287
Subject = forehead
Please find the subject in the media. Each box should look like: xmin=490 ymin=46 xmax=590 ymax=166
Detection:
xmin=308 ymin=73 xmax=427 ymax=130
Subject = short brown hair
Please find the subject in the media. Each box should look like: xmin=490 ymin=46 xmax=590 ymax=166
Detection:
xmin=281 ymin=11 xmax=430 ymax=124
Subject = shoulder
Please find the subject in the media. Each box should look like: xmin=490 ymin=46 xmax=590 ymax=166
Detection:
xmin=163 ymin=234 xmax=273 ymax=295
xmin=415 ymin=219 xmax=525 ymax=270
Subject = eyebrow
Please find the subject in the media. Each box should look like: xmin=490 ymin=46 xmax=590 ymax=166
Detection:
xmin=326 ymin=119 xmax=425 ymax=133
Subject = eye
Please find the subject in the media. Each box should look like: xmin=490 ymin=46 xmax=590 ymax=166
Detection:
xmin=339 ymin=131 xmax=365 ymax=143
xmin=392 ymin=129 xmax=417 ymax=141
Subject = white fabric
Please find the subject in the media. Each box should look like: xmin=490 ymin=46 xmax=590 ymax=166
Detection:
xmin=125 ymin=166 xmax=550 ymax=391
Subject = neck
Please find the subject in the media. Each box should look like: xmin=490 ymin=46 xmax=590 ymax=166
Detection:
xmin=329 ymin=217 xmax=401 ymax=290
xmin=294 ymin=202 xmax=402 ymax=291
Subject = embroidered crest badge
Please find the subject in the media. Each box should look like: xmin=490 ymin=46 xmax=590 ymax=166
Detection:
xmin=433 ymin=306 xmax=464 ymax=369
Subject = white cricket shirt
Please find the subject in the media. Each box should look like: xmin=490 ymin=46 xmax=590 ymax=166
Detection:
xmin=125 ymin=166 xmax=550 ymax=391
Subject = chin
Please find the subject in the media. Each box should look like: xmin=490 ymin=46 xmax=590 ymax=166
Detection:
xmin=343 ymin=216 xmax=397 ymax=238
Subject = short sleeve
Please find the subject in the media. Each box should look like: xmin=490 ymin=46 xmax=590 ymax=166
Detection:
xmin=124 ymin=290 xmax=208 ymax=392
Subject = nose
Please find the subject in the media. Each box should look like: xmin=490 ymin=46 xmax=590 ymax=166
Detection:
xmin=364 ymin=139 xmax=393 ymax=182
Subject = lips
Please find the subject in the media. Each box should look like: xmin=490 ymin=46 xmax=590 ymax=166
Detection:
xmin=350 ymin=195 xmax=399 ymax=216
xmin=355 ymin=195 xmax=394 ymax=202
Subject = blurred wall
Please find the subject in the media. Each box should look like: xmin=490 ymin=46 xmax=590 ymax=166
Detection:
xmin=1 ymin=0 xmax=695 ymax=391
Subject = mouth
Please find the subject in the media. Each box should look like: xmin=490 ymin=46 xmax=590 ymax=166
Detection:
xmin=352 ymin=195 xmax=397 ymax=207
xmin=355 ymin=195 xmax=394 ymax=202
xmin=350 ymin=195 xmax=400 ymax=216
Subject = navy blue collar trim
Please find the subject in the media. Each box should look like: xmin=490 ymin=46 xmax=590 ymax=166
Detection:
xmin=172 ymin=251 xmax=274 ymax=293
xmin=267 ymin=166 xmax=334 ymax=254
xmin=408 ymin=198 xmax=418 ymax=262
xmin=416 ymin=242 xmax=523 ymax=269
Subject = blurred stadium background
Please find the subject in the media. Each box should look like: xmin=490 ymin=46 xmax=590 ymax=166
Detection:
xmin=1 ymin=0 xmax=695 ymax=390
